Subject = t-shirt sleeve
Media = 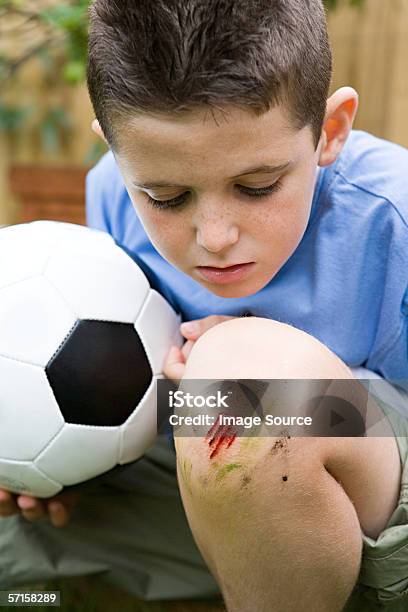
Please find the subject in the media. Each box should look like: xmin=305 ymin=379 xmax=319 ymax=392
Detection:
xmin=335 ymin=132 xmax=408 ymax=394
xmin=364 ymin=217 xmax=408 ymax=393
xmin=85 ymin=151 xmax=118 ymax=234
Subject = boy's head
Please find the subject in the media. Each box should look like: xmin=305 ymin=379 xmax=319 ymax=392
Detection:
xmin=87 ymin=0 xmax=332 ymax=151
xmin=87 ymin=0 xmax=358 ymax=298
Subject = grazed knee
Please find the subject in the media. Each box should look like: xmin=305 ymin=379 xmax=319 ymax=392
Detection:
xmin=175 ymin=317 xmax=399 ymax=540
xmin=175 ymin=429 xmax=325 ymax=516
xmin=176 ymin=315 xmax=354 ymax=505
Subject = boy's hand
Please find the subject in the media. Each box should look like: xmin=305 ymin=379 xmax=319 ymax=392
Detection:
xmin=0 ymin=488 xmax=80 ymax=528
xmin=164 ymin=315 xmax=236 ymax=381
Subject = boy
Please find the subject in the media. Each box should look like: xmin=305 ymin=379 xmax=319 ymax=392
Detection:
xmin=1 ymin=1 xmax=407 ymax=609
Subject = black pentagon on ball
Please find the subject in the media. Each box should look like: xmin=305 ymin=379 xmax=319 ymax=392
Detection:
xmin=46 ymin=320 xmax=153 ymax=426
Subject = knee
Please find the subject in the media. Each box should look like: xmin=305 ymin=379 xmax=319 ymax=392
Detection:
xmin=176 ymin=428 xmax=319 ymax=507
xmin=175 ymin=425 xmax=361 ymax=559
xmin=176 ymin=316 xmax=354 ymax=492
xmin=175 ymin=317 xmax=362 ymax=510
xmin=183 ymin=317 xmax=353 ymax=380
xmin=175 ymin=425 xmax=363 ymax=610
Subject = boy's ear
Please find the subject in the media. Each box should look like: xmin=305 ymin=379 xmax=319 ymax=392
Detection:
xmin=91 ymin=119 xmax=108 ymax=144
xmin=318 ymin=87 xmax=359 ymax=167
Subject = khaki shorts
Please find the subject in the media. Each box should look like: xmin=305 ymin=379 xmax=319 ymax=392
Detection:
xmin=0 ymin=368 xmax=407 ymax=610
xmin=345 ymin=367 xmax=408 ymax=611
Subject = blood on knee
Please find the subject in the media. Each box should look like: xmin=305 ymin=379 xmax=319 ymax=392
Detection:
xmin=205 ymin=414 xmax=237 ymax=459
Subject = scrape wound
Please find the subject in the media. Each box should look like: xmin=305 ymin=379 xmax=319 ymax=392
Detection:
xmin=270 ymin=432 xmax=291 ymax=456
xmin=205 ymin=414 xmax=237 ymax=459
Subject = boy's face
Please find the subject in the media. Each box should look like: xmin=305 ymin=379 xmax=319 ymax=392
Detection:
xmin=114 ymin=105 xmax=323 ymax=298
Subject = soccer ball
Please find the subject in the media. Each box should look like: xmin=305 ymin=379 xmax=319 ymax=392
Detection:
xmin=0 ymin=221 xmax=182 ymax=498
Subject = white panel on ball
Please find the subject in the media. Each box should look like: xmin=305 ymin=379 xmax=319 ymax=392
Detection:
xmin=0 ymin=276 xmax=77 ymax=367
xmin=0 ymin=357 xmax=64 ymax=460
xmin=44 ymin=228 xmax=150 ymax=323
xmin=35 ymin=423 xmax=121 ymax=486
xmin=134 ymin=289 xmax=183 ymax=375
xmin=32 ymin=221 xmax=110 ymax=242
xmin=0 ymin=459 xmax=62 ymax=498
xmin=119 ymin=376 xmax=160 ymax=464
xmin=0 ymin=223 xmax=59 ymax=289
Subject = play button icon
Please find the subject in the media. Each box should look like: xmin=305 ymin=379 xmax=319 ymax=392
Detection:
xmin=305 ymin=394 xmax=367 ymax=437
xmin=330 ymin=408 xmax=346 ymax=428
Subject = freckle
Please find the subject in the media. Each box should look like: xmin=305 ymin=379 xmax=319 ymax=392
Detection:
xmin=282 ymin=475 xmax=288 ymax=482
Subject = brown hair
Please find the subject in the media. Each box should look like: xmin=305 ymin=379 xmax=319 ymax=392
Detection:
xmin=87 ymin=0 xmax=332 ymax=150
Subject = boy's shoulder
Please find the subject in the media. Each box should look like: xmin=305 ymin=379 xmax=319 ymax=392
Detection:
xmin=87 ymin=149 xmax=123 ymax=194
xmin=86 ymin=150 xmax=134 ymax=235
xmin=329 ymin=130 xmax=408 ymax=226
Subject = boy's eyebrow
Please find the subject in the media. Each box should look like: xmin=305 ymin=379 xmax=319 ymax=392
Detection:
xmin=133 ymin=162 xmax=291 ymax=189
xmin=232 ymin=162 xmax=291 ymax=178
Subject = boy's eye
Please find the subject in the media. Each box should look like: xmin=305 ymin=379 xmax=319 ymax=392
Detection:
xmin=145 ymin=179 xmax=283 ymax=210
xmin=238 ymin=180 xmax=283 ymax=199
xmin=146 ymin=192 xmax=189 ymax=210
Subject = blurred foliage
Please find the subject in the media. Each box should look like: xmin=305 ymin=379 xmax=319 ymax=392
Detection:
xmin=0 ymin=0 xmax=89 ymax=85
xmin=0 ymin=0 xmax=95 ymax=159
xmin=0 ymin=0 xmax=364 ymax=161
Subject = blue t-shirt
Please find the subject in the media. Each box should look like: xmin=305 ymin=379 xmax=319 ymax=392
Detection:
xmin=86 ymin=130 xmax=408 ymax=391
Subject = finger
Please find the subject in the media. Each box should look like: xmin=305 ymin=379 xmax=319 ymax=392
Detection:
xmin=163 ymin=345 xmax=186 ymax=382
xmin=47 ymin=501 xmax=71 ymax=528
xmin=180 ymin=315 xmax=234 ymax=340
xmin=194 ymin=314 xmax=235 ymax=338
xmin=55 ymin=491 xmax=81 ymax=508
xmin=180 ymin=339 xmax=195 ymax=362
xmin=179 ymin=320 xmax=200 ymax=339
xmin=51 ymin=491 xmax=81 ymax=518
xmin=17 ymin=496 xmax=46 ymax=522
xmin=0 ymin=490 xmax=19 ymax=517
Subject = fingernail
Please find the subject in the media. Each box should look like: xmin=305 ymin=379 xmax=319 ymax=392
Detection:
xmin=17 ymin=497 xmax=36 ymax=510
xmin=0 ymin=491 xmax=9 ymax=502
xmin=180 ymin=322 xmax=198 ymax=335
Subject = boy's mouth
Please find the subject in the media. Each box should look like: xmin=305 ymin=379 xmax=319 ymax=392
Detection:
xmin=195 ymin=262 xmax=255 ymax=284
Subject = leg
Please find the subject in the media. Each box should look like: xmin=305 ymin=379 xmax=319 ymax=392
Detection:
xmin=175 ymin=318 xmax=401 ymax=612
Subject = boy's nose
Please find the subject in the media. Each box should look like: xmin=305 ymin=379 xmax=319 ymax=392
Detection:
xmin=195 ymin=219 xmax=239 ymax=253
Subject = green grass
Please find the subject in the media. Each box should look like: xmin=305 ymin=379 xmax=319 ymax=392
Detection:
xmin=0 ymin=577 xmax=226 ymax=612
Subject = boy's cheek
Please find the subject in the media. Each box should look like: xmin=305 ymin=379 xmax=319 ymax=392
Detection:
xmin=128 ymin=201 xmax=188 ymax=263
